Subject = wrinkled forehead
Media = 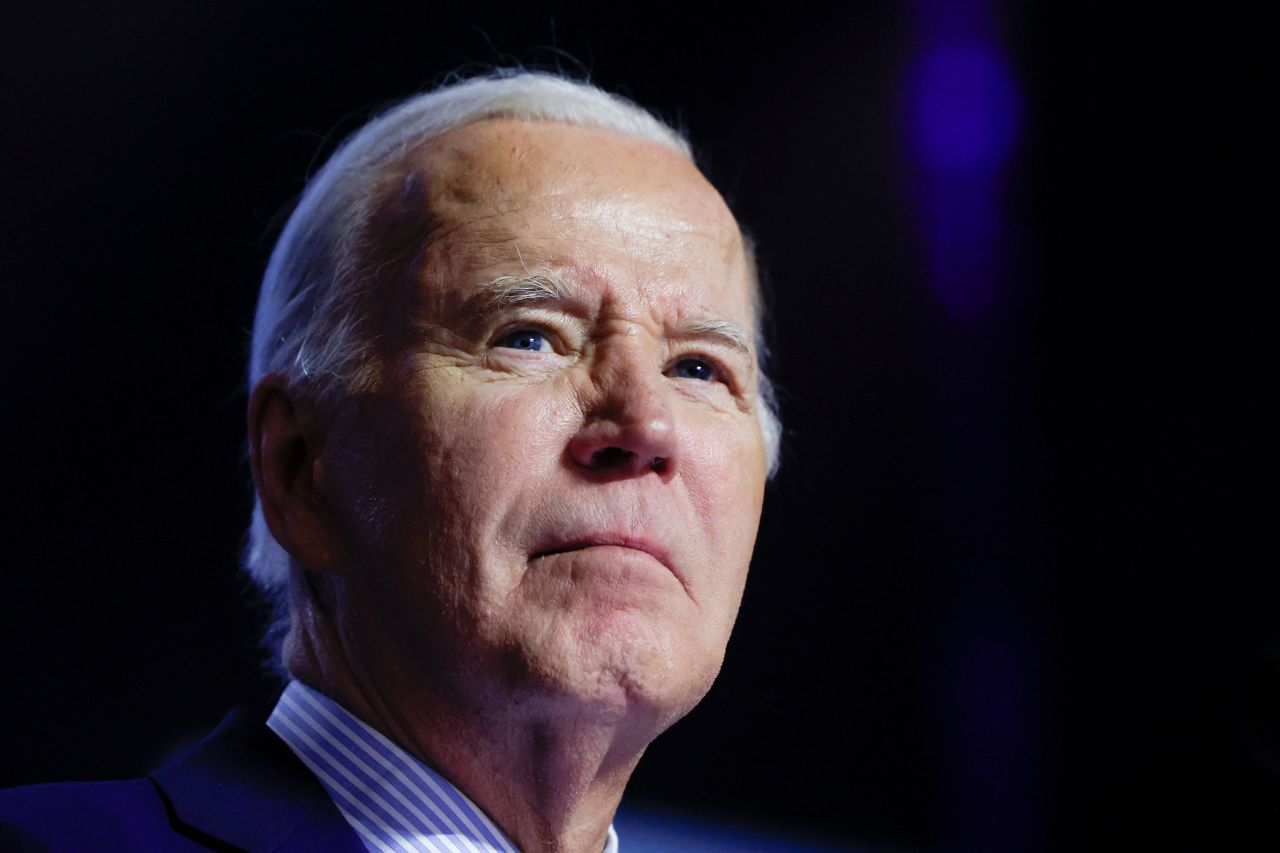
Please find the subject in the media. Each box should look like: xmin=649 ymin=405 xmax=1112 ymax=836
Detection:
xmin=418 ymin=117 xmax=738 ymax=233
xmin=387 ymin=121 xmax=746 ymax=281
xmin=356 ymin=118 xmax=759 ymax=349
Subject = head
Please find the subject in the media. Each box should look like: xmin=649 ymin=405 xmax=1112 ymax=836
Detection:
xmin=246 ymin=72 xmax=780 ymax=727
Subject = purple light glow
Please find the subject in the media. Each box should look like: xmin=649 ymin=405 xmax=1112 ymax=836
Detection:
xmin=902 ymin=36 xmax=1021 ymax=321
xmin=908 ymin=43 xmax=1021 ymax=176
xmin=922 ymin=179 xmax=1003 ymax=321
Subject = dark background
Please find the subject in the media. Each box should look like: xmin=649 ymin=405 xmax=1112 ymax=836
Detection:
xmin=1 ymin=3 xmax=1273 ymax=851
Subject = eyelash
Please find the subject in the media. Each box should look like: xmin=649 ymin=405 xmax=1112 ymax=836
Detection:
xmin=496 ymin=328 xmax=553 ymax=352
xmin=490 ymin=323 xmax=565 ymax=355
xmin=665 ymin=351 xmax=735 ymax=389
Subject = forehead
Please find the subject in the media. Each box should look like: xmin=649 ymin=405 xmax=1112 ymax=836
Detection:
xmin=393 ymin=118 xmax=751 ymax=320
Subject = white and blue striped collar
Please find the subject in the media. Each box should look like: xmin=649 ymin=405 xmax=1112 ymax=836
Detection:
xmin=268 ymin=680 xmax=619 ymax=853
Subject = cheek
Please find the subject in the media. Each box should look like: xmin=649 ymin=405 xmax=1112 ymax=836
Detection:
xmin=405 ymin=378 xmax=581 ymax=562
xmin=341 ymin=382 xmax=578 ymax=622
xmin=677 ymin=413 xmax=765 ymax=636
xmin=680 ymin=414 xmax=767 ymax=553
xmin=426 ymin=379 xmax=578 ymax=483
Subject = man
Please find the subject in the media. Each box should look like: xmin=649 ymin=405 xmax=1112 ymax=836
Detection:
xmin=0 ymin=72 xmax=780 ymax=852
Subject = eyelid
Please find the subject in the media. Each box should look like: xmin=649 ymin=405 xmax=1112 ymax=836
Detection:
xmin=489 ymin=324 xmax=561 ymax=355
xmin=665 ymin=349 xmax=742 ymax=392
xmin=487 ymin=309 xmax=584 ymax=354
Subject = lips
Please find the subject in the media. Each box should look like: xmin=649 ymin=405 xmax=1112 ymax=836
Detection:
xmin=529 ymin=535 xmax=672 ymax=572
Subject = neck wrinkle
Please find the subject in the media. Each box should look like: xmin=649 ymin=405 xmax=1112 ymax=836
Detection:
xmin=283 ymin=574 xmax=647 ymax=853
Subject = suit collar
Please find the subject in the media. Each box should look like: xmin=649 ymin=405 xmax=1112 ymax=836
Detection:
xmin=149 ymin=706 xmax=365 ymax=853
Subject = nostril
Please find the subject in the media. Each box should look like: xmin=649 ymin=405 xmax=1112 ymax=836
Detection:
xmin=591 ymin=446 xmax=635 ymax=468
xmin=649 ymin=456 xmax=667 ymax=474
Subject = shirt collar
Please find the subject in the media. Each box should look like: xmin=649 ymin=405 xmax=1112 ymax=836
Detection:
xmin=268 ymin=680 xmax=619 ymax=853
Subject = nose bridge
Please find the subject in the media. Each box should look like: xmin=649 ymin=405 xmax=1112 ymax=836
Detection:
xmin=568 ymin=325 xmax=677 ymax=478
xmin=592 ymin=328 xmax=664 ymax=417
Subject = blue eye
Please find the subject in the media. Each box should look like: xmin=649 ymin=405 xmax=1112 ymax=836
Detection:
xmin=671 ymin=357 xmax=717 ymax=381
xmin=499 ymin=329 xmax=549 ymax=352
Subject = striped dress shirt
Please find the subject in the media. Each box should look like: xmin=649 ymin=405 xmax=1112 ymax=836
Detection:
xmin=268 ymin=680 xmax=620 ymax=853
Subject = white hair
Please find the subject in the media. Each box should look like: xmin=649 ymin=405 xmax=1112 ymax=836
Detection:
xmin=245 ymin=72 xmax=781 ymax=655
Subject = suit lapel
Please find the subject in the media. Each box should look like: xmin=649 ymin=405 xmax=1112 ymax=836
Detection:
xmin=149 ymin=707 xmax=365 ymax=853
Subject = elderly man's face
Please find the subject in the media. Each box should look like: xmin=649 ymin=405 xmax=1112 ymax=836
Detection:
xmin=317 ymin=119 xmax=767 ymax=726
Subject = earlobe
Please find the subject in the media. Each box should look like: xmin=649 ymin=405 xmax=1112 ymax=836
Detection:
xmin=248 ymin=378 xmax=342 ymax=573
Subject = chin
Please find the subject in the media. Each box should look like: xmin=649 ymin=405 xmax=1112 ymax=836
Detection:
xmin=500 ymin=611 xmax=725 ymax=728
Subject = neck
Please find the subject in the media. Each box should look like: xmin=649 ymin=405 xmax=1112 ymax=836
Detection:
xmin=413 ymin=702 xmax=650 ymax=853
xmin=285 ymin=584 xmax=657 ymax=853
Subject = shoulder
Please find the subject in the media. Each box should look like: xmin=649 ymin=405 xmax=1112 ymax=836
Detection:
xmin=1 ymin=707 xmax=362 ymax=853
xmin=0 ymin=777 xmax=202 ymax=852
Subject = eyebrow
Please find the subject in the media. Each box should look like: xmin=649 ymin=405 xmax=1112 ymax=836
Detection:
xmin=478 ymin=272 xmax=580 ymax=307
xmin=475 ymin=272 xmax=754 ymax=356
xmin=679 ymin=316 xmax=753 ymax=355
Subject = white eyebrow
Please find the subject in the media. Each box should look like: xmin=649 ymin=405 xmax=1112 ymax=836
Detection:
xmin=478 ymin=272 xmax=578 ymax=307
xmin=476 ymin=272 xmax=753 ymax=356
xmin=681 ymin=316 xmax=753 ymax=355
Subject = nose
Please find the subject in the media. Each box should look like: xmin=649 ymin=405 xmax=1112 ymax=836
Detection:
xmin=567 ymin=342 xmax=678 ymax=480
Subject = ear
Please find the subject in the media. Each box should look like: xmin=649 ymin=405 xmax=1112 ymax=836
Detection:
xmin=248 ymin=377 xmax=343 ymax=573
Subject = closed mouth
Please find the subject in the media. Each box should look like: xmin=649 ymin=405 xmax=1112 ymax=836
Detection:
xmin=530 ymin=537 xmax=670 ymax=569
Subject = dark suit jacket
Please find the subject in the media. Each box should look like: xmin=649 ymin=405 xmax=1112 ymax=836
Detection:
xmin=0 ymin=709 xmax=365 ymax=852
